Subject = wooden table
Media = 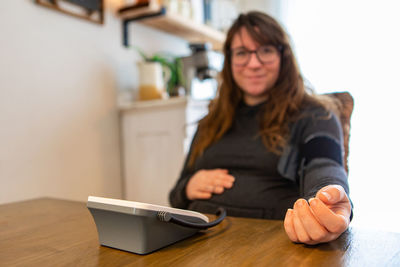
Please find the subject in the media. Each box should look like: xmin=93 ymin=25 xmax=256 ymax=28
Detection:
xmin=1 ymin=198 xmax=400 ymax=266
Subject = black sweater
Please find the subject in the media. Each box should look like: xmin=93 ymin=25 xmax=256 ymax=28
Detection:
xmin=169 ymin=102 xmax=350 ymax=220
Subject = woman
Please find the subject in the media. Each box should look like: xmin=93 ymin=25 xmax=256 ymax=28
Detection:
xmin=169 ymin=11 xmax=352 ymax=245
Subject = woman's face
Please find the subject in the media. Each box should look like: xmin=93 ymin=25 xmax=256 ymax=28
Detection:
xmin=231 ymin=27 xmax=281 ymax=106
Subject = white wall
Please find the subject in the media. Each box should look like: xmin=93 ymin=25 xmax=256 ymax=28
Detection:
xmin=0 ymin=0 xmax=189 ymax=204
xmin=238 ymin=0 xmax=281 ymax=19
xmin=279 ymin=0 xmax=400 ymax=233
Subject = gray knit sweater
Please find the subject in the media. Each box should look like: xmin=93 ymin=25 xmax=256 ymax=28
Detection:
xmin=169 ymin=101 xmax=350 ymax=220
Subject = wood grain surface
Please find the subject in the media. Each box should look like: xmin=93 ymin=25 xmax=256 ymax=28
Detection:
xmin=1 ymin=198 xmax=399 ymax=266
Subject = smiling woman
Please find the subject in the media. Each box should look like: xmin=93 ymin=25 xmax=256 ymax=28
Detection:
xmin=169 ymin=11 xmax=353 ymax=245
xmin=230 ymin=28 xmax=281 ymax=106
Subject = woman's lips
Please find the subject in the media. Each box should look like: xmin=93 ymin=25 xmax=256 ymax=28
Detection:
xmin=245 ymin=75 xmax=265 ymax=81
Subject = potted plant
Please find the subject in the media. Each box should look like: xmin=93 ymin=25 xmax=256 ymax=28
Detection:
xmin=135 ymin=47 xmax=185 ymax=97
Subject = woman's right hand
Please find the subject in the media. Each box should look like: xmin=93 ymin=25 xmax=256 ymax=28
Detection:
xmin=186 ymin=169 xmax=235 ymax=200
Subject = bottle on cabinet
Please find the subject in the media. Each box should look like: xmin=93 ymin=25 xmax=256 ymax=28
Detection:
xmin=137 ymin=61 xmax=169 ymax=100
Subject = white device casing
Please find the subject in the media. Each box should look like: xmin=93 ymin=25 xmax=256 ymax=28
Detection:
xmin=88 ymin=196 xmax=209 ymax=222
xmin=87 ymin=196 xmax=209 ymax=254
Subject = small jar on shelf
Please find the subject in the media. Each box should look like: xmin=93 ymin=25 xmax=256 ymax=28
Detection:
xmin=163 ymin=0 xmax=193 ymax=20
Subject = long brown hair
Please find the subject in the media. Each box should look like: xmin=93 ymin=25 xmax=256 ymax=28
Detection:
xmin=188 ymin=11 xmax=325 ymax=167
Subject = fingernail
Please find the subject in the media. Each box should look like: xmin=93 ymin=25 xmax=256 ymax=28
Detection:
xmin=321 ymin=191 xmax=332 ymax=201
xmin=309 ymin=198 xmax=317 ymax=207
xmin=287 ymin=209 xmax=293 ymax=216
xmin=296 ymin=199 xmax=304 ymax=207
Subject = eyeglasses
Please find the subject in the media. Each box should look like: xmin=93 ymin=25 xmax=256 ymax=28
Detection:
xmin=230 ymin=45 xmax=282 ymax=66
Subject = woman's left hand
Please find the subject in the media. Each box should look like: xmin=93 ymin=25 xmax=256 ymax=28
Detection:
xmin=283 ymin=185 xmax=352 ymax=245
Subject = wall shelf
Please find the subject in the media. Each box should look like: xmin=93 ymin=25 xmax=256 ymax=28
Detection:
xmin=118 ymin=5 xmax=226 ymax=50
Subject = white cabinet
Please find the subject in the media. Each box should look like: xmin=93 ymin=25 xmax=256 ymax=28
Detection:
xmin=119 ymin=97 xmax=187 ymax=206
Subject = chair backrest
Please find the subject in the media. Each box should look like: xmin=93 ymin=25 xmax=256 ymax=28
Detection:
xmin=324 ymin=92 xmax=354 ymax=174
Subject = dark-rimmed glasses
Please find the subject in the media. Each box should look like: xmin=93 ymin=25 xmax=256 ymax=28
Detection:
xmin=231 ymin=45 xmax=282 ymax=66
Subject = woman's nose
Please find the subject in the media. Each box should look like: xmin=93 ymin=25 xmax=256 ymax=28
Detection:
xmin=246 ymin=52 xmax=263 ymax=68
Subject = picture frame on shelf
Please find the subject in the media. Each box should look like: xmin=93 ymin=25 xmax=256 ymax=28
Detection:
xmin=35 ymin=0 xmax=104 ymax=24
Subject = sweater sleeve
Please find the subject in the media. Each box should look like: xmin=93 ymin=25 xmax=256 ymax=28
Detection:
xmin=168 ymin=131 xmax=198 ymax=208
xmin=298 ymin=110 xmax=350 ymax=199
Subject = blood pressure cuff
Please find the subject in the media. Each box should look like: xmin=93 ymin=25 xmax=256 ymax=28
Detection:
xmin=298 ymin=135 xmax=353 ymax=221
xmin=299 ymin=136 xmax=343 ymax=167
